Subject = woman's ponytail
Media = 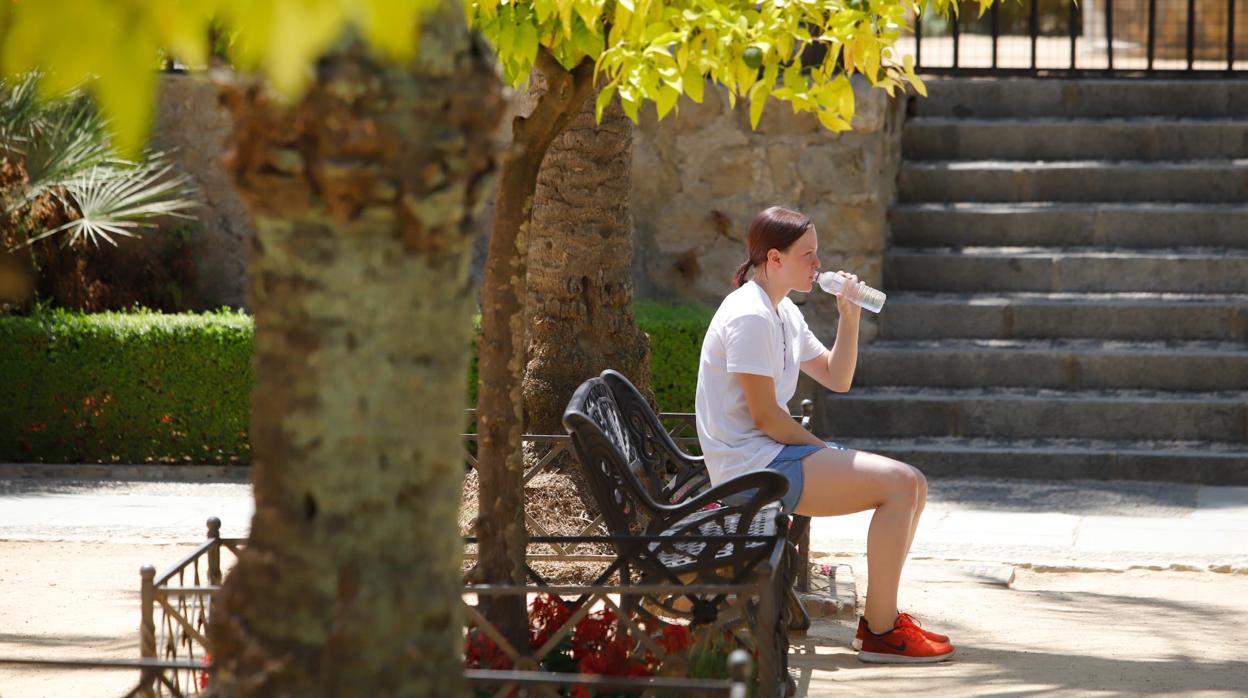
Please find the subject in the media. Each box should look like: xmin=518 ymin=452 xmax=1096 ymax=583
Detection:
xmin=732 ymin=260 xmax=752 ymax=289
xmin=732 ymin=206 xmax=813 ymax=290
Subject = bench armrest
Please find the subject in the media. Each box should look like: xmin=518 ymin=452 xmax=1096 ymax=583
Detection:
xmin=661 ymin=470 xmax=788 ymax=524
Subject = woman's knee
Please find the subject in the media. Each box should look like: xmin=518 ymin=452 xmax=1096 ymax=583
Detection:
xmin=910 ymin=465 xmax=928 ymax=505
xmin=881 ymin=460 xmax=922 ymax=505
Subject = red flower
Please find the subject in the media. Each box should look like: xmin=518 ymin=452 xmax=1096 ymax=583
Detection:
xmin=655 ymin=624 xmax=691 ymax=654
xmin=528 ymin=593 xmax=572 ymax=649
xmin=198 ymin=654 xmax=212 ymax=690
xmin=569 ymin=608 xmax=652 ymax=679
xmin=464 ymin=629 xmax=513 ymax=670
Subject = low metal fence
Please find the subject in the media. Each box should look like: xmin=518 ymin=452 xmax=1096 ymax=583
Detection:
xmin=908 ymin=0 xmax=1246 ymax=76
xmin=126 ymin=527 xmax=766 ymax=697
xmin=139 ymin=516 xmax=242 ymax=696
xmin=463 ymin=577 xmax=761 ymax=698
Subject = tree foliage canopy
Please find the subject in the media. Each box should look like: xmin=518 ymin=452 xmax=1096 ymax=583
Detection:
xmin=470 ymin=0 xmax=988 ymax=129
xmin=0 ymin=0 xmax=437 ymax=154
xmin=0 ymin=0 xmax=983 ymax=155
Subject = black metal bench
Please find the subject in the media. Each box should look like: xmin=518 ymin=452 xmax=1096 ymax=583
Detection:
xmin=598 ymin=369 xmax=815 ymax=632
xmin=563 ymin=374 xmax=796 ymax=698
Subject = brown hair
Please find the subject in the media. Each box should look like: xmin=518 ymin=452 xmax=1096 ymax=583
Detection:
xmin=732 ymin=206 xmax=813 ymax=289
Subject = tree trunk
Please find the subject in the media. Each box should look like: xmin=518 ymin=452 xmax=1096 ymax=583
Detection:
xmin=473 ymin=51 xmax=595 ymax=645
xmin=205 ymin=15 xmax=500 ymax=697
xmin=523 ymin=91 xmax=651 ymax=436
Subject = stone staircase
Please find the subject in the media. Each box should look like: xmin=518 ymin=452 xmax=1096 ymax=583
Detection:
xmin=819 ymin=79 xmax=1248 ymax=484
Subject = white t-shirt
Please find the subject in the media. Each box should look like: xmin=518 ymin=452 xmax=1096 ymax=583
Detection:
xmin=694 ymin=280 xmax=828 ymax=485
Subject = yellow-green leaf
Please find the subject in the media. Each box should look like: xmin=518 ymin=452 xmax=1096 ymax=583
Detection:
xmin=654 ymin=83 xmax=679 ymax=120
xmin=684 ymin=65 xmax=704 ymax=103
xmin=517 ymin=19 xmax=539 ymax=66
xmin=903 ymin=55 xmax=928 ymax=97
xmin=595 ymin=81 xmax=617 ymax=122
xmin=620 ymin=94 xmax=640 ymax=122
xmin=557 ymin=0 xmax=575 ymax=36
xmin=358 ymin=0 xmax=422 ymax=61
xmin=747 ymin=63 xmax=776 ymax=129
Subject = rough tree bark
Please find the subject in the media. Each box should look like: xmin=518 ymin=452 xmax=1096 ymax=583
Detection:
xmin=523 ymin=91 xmax=651 ymax=436
xmin=205 ymin=13 xmax=500 ymax=697
xmin=473 ymin=49 xmax=596 ymax=645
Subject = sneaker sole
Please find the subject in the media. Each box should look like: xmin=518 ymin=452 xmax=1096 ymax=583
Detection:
xmin=857 ymin=648 xmax=956 ymax=664
xmin=854 ymin=637 xmax=949 ymax=651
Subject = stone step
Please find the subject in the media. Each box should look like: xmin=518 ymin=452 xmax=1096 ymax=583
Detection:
xmin=832 ymin=436 xmax=1248 ymax=484
xmin=889 ymin=202 xmax=1248 ymax=249
xmin=886 ymin=247 xmax=1248 ymax=294
xmin=904 ymin=118 xmax=1248 ymax=161
xmin=856 ymin=339 xmax=1248 ymax=391
xmin=909 ymin=79 xmax=1248 ymax=119
xmin=819 ymin=387 xmax=1248 ymax=442
xmin=900 ymin=160 xmax=1248 ymax=204
xmin=879 ymin=292 xmax=1248 ymax=341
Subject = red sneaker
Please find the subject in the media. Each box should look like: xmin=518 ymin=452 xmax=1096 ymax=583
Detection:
xmin=857 ymin=617 xmax=955 ymax=664
xmin=853 ymin=613 xmax=950 ymax=650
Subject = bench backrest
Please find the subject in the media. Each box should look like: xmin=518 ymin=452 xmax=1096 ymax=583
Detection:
xmin=599 ymin=370 xmax=709 ymax=505
xmin=562 ymin=376 xmax=663 ymax=536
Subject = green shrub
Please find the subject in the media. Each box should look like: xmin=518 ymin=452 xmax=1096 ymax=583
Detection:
xmin=635 ymin=300 xmax=714 ymax=413
xmin=2 ymin=301 xmax=713 ymax=463
xmin=0 ymin=308 xmax=252 ymax=464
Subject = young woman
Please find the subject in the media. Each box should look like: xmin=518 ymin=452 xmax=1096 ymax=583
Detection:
xmin=694 ymin=205 xmax=954 ymax=664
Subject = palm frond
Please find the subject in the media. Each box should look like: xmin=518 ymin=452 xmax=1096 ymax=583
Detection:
xmin=0 ymin=73 xmax=44 ymax=150
xmin=19 ymin=104 xmax=113 ymax=204
xmin=25 ymin=157 xmax=199 ymax=248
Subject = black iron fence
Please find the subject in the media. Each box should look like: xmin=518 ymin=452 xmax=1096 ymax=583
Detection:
xmin=910 ymin=0 xmax=1247 ymax=76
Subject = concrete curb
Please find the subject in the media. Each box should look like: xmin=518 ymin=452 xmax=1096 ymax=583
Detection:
xmin=800 ymin=562 xmax=858 ymax=621
xmin=0 ymin=463 xmax=250 ymax=483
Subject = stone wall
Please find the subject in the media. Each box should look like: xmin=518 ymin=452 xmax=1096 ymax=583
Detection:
xmin=150 ymin=73 xmax=253 ymax=309
xmin=631 ymin=78 xmax=906 ymax=342
xmin=146 ymin=72 xmax=907 ymax=326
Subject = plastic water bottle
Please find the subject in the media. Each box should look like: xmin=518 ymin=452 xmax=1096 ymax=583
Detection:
xmin=816 ymin=271 xmax=887 ymax=313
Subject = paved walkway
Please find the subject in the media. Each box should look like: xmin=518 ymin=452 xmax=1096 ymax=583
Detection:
xmin=1 ymin=473 xmax=1245 ymax=572
xmin=1 ymin=472 xmax=1246 ymax=696
xmin=809 ymin=478 xmax=1248 ymax=572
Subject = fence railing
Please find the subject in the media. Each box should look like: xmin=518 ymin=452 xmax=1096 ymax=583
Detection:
xmin=463 ymin=576 xmax=763 ymax=698
xmin=132 ymin=526 xmax=764 ymax=697
xmin=907 ymin=0 xmax=1246 ymax=76
xmin=139 ymin=516 xmax=242 ymax=696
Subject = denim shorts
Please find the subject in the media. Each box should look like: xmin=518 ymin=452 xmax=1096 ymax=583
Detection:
xmin=766 ymin=441 xmax=846 ymax=513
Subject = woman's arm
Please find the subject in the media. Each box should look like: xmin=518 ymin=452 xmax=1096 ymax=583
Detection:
xmin=738 ymin=373 xmax=826 ymax=447
xmin=801 ymin=276 xmax=862 ymax=392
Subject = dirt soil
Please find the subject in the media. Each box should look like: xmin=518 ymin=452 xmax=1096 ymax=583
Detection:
xmin=462 ymin=467 xmax=613 ymax=585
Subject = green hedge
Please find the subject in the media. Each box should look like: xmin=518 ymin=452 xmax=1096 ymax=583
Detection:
xmin=1 ymin=302 xmax=713 ymax=463
xmin=635 ymin=300 xmax=714 ymax=413
xmin=0 ymin=308 xmax=253 ymax=464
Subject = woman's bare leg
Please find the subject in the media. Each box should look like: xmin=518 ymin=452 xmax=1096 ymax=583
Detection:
xmin=905 ymin=468 xmax=928 ymax=557
xmin=792 ymin=447 xmax=927 ymax=634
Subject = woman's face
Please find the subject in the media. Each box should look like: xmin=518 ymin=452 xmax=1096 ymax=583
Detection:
xmin=769 ymin=227 xmax=820 ymax=293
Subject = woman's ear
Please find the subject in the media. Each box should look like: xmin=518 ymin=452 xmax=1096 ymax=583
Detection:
xmin=766 ymin=248 xmax=781 ymax=266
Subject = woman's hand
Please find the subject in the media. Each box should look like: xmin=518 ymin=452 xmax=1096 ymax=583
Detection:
xmin=834 ymin=271 xmax=863 ymax=323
